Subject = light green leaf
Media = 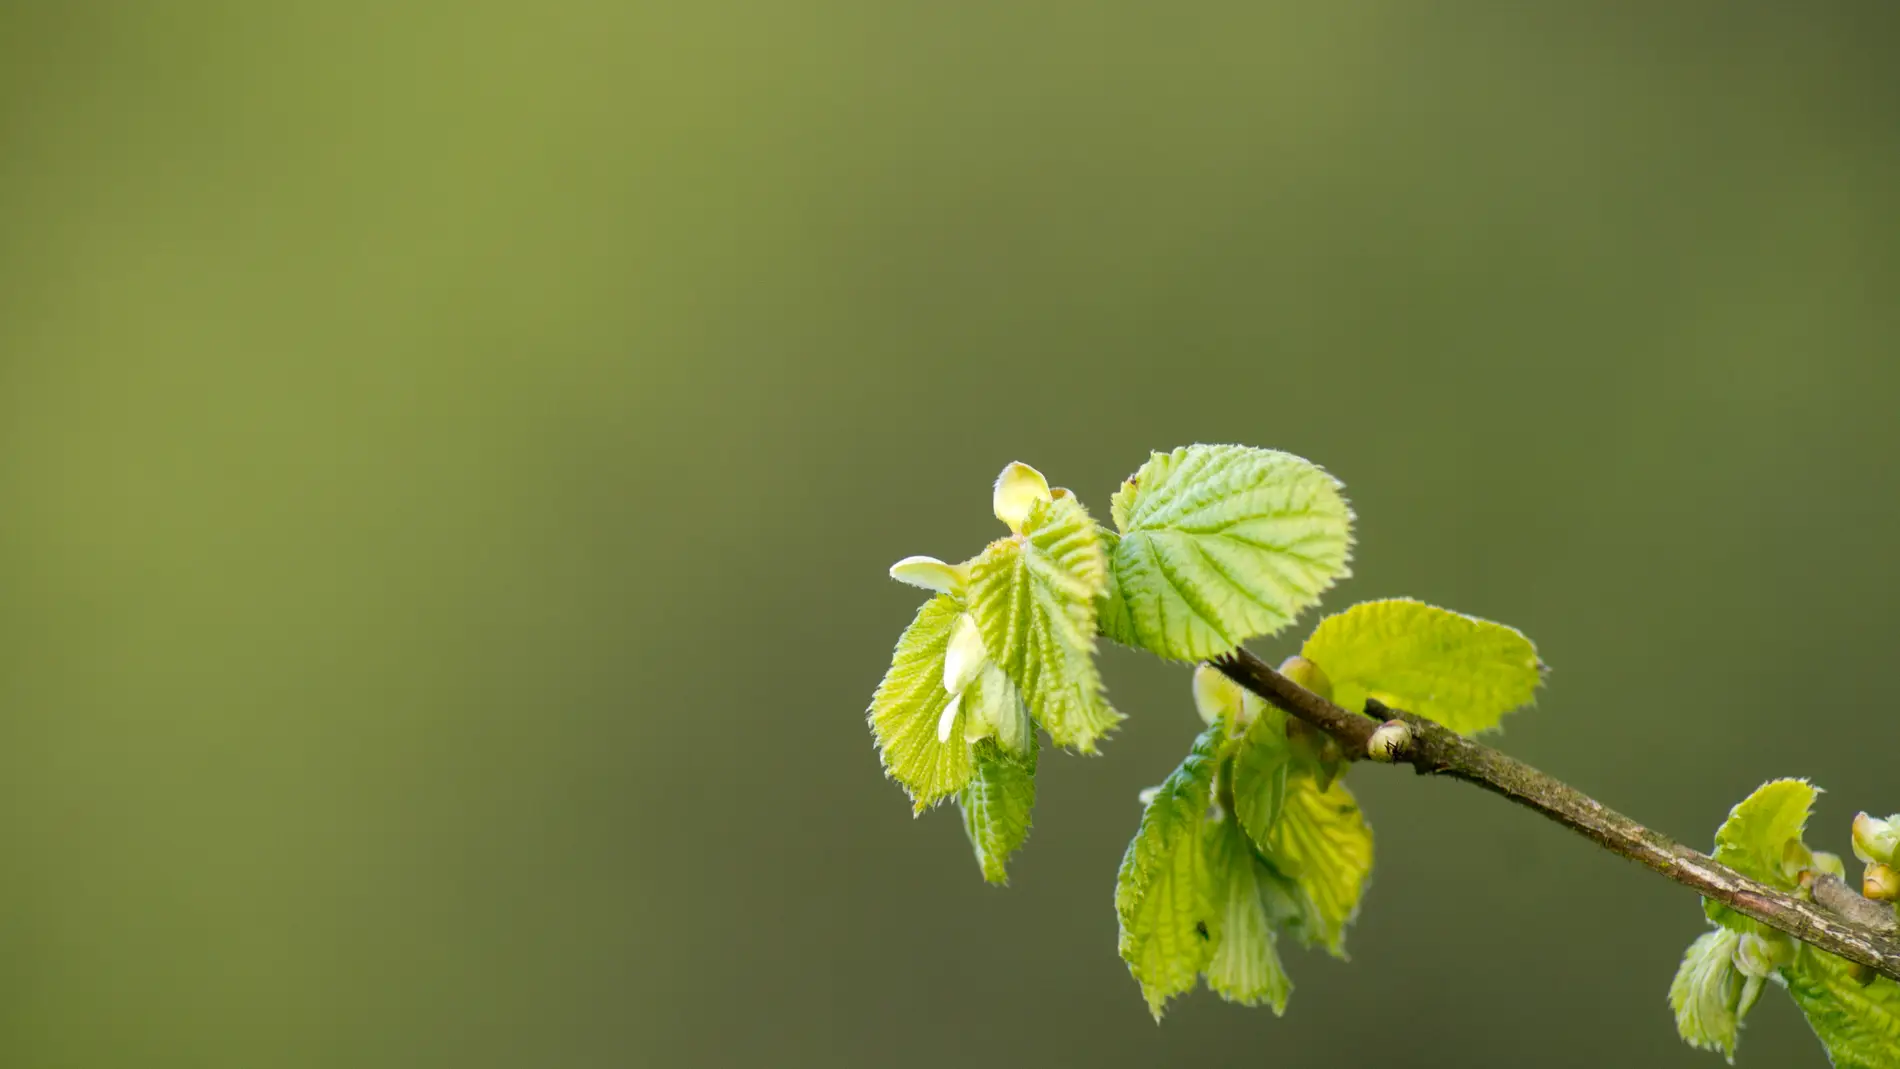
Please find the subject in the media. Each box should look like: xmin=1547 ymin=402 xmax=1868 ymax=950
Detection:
xmin=1116 ymin=727 xmax=1222 ymax=1020
xmin=1705 ymin=779 xmax=1817 ymax=929
xmin=1263 ymin=772 xmax=1373 ymax=958
xmin=1711 ymin=779 xmax=1816 ymax=886
xmin=1104 ymin=444 xmax=1353 ymax=661
xmin=867 ymin=594 xmax=975 ymax=811
xmin=969 ymin=494 xmax=1120 ymax=752
xmin=959 ymin=738 xmax=1037 ymax=885
xmin=1788 ymin=947 xmax=1900 ymax=1069
xmin=1670 ymin=928 xmax=1747 ymax=1063
xmin=1300 ymin=598 xmax=1542 ymax=736
xmin=1204 ymin=815 xmax=1293 ymax=1013
xmin=1230 ymin=703 xmax=1293 ymax=852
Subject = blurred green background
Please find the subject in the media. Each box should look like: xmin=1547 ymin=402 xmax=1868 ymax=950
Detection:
xmin=3 ymin=3 xmax=1896 ymax=1066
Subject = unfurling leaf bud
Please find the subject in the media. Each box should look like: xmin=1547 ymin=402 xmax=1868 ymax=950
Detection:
xmin=1192 ymin=663 xmax=1243 ymax=729
xmin=943 ymin=613 xmax=988 ymax=696
xmin=1315 ymin=738 xmax=1343 ymax=793
xmin=1863 ymin=862 xmax=1900 ymax=902
xmin=1853 ymin=812 xmax=1900 ymax=865
xmin=936 ymin=689 xmax=964 ymax=744
xmin=1737 ymin=974 xmax=1766 ymax=1017
xmin=889 ymin=555 xmax=967 ymax=595
xmin=992 ymin=461 xmax=1052 ymax=534
xmin=1367 ymin=719 xmax=1413 ymax=762
xmin=1733 ymin=934 xmax=1772 ymax=979
xmin=1782 ymin=838 xmax=1817 ymax=882
xmin=1810 ymin=850 xmax=1847 ymax=882
xmin=1277 ymin=655 xmax=1334 ymax=703
xmin=1734 ymin=931 xmax=1795 ymax=980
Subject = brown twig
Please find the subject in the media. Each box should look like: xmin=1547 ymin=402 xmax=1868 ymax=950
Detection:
xmin=1211 ymin=647 xmax=1900 ymax=981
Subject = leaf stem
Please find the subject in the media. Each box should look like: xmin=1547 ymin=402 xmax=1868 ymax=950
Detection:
xmin=1212 ymin=648 xmax=1900 ymax=981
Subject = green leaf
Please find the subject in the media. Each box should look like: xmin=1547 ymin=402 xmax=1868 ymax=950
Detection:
xmin=1116 ymin=727 xmax=1222 ymax=1020
xmin=959 ymin=738 xmax=1037 ymax=885
xmin=1710 ymin=779 xmax=1817 ymax=887
xmin=1103 ymin=444 xmax=1353 ymax=661
xmin=1204 ymin=815 xmax=1293 ymax=1013
xmin=1300 ymin=598 xmax=1542 ymax=736
xmin=1788 ymin=948 xmax=1900 ymax=1069
xmin=969 ymin=494 xmax=1120 ymax=752
xmin=1261 ymin=772 xmax=1373 ymax=958
xmin=1670 ymin=928 xmax=1747 ymax=1063
xmin=867 ymin=594 xmax=974 ymax=811
xmin=1704 ymin=778 xmax=1817 ymax=929
xmin=1229 ymin=704 xmax=1293 ymax=851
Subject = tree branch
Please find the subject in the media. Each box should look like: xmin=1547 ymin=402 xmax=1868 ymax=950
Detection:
xmin=1211 ymin=647 xmax=1900 ymax=981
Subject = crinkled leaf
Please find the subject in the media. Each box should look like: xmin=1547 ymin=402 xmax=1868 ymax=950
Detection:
xmin=1670 ymin=928 xmax=1746 ymax=1063
xmin=1104 ymin=444 xmax=1353 ymax=661
xmin=867 ymin=594 xmax=974 ymax=811
xmin=959 ymin=738 xmax=1037 ymax=885
xmin=1116 ymin=727 xmax=1222 ymax=1020
xmin=1263 ymin=773 xmax=1373 ymax=958
xmin=1230 ymin=704 xmax=1293 ymax=851
xmin=1788 ymin=948 xmax=1900 ymax=1069
xmin=1204 ymin=815 xmax=1293 ymax=1013
xmin=1705 ymin=779 xmax=1817 ymax=929
xmin=1301 ymin=598 xmax=1543 ymax=736
xmin=969 ymin=494 xmax=1119 ymax=751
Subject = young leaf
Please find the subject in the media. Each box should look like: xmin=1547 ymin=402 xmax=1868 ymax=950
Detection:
xmin=1787 ymin=948 xmax=1900 ymax=1069
xmin=969 ymin=494 xmax=1120 ymax=751
xmin=1669 ymin=928 xmax=1747 ymax=1063
xmin=867 ymin=594 xmax=975 ymax=810
xmin=1260 ymin=772 xmax=1373 ymax=958
xmin=1116 ymin=727 xmax=1223 ymax=1020
xmin=1300 ymin=598 xmax=1542 ymax=736
xmin=1229 ymin=704 xmax=1293 ymax=851
xmin=1204 ymin=815 xmax=1293 ymax=1013
xmin=1704 ymin=778 xmax=1817 ymax=930
xmin=1103 ymin=444 xmax=1353 ymax=661
xmin=959 ymin=738 xmax=1037 ymax=885
xmin=1710 ymin=778 xmax=1817 ymax=886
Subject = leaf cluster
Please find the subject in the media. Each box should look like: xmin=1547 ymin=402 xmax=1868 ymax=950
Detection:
xmin=1671 ymin=780 xmax=1900 ymax=1067
xmin=863 ymin=442 xmax=1899 ymax=1066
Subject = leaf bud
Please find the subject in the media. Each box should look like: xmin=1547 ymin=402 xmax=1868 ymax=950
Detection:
xmin=1315 ymin=738 xmax=1343 ymax=792
xmin=936 ymin=690 xmax=964 ymax=744
xmin=1367 ymin=719 xmax=1413 ymax=762
xmin=1737 ymin=973 xmax=1766 ymax=1017
xmin=992 ymin=462 xmax=1052 ymax=534
xmin=1853 ymin=812 xmax=1900 ymax=865
xmin=888 ymin=555 xmax=967 ymax=596
xmin=942 ymin=613 xmax=988 ymax=696
xmin=1192 ymin=663 xmax=1245 ymax=729
xmin=1863 ymin=862 xmax=1900 ymax=903
xmin=1734 ymin=931 xmax=1795 ymax=979
xmin=1782 ymin=838 xmax=1817 ymax=882
xmin=1277 ymin=655 xmax=1334 ymax=703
